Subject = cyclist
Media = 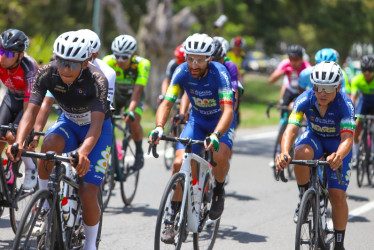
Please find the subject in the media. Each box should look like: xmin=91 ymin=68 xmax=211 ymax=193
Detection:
xmin=149 ymin=33 xmax=235 ymax=242
xmin=103 ymin=34 xmax=151 ymax=171
xmin=0 ymin=28 xmax=39 ymax=189
xmin=30 ymin=28 xmax=116 ymax=145
xmin=299 ymin=48 xmax=351 ymax=97
xmin=276 ymin=61 xmax=355 ymax=250
xmin=226 ymin=36 xmax=246 ymax=83
xmin=351 ymin=55 xmax=374 ymax=160
xmin=158 ymin=45 xmax=185 ymax=103
xmin=7 ymin=31 xmax=112 ymax=250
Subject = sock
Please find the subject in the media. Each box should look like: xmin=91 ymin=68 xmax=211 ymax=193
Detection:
xmin=334 ymin=229 xmax=345 ymax=249
xmin=214 ymin=179 xmax=224 ymax=193
xmin=22 ymin=157 xmax=36 ymax=170
xmin=39 ymin=179 xmax=50 ymax=209
xmin=135 ymin=140 xmax=143 ymax=154
xmin=297 ymin=182 xmax=310 ymax=199
xmin=83 ymin=222 xmax=99 ymax=250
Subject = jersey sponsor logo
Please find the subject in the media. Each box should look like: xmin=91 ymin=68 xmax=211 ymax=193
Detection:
xmin=191 ymin=90 xmax=212 ymax=97
xmin=187 ymin=81 xmax=198 ymax=85
xmin=76 ymin=88 xmax=87 ymax=96
xmin=95 ymin=146 xmax=110 ymax=174
xmin=54 ymin=85 xmax=66 ymax=93
xmin=293 ymin=96 xmax=307 ymax=111
xmin=199 ymin=109 xmax=220 ymax=115
xmin=220 ymin=70 xmax=230 ymax=86
xmin=191 ymin=96 xmax=217 ymax=108
xmin=309 ymin=115 xmax=316 ymax=122
xmin=310 ymin=122 xmax=336 ymax=133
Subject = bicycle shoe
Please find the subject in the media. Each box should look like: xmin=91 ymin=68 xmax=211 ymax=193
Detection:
xmin=133 ymin=152 xmax=144 ymax=171
xmin=23 ymin=168 xmax=38 ymax=190
xmin=32 ymin=209 xmax=49 ymax=236
xmin=209 ymin=189 xmax=225 ymax=220
xmin=161 ymin=224 xmax=175 ymax=244
xmin=293 ymin=203 xmax=300 ymax=223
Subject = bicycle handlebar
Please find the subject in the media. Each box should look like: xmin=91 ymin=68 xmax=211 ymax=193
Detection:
xmin=11 ymin=143 xmax=79 ymax=167
xmin=355 ymin=114 xmax=374 ymax=120
xmin=276 ymin=156 xmax=344 ymax=185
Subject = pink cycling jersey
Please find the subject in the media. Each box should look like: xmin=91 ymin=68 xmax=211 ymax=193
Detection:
xmin=276 ymin=59 xmax=311 ymax=93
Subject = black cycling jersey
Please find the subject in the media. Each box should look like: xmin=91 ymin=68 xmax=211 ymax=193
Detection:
xmin=165 ymin=58 xmax=179 ymax=79
xmin=30 ymin=62 xmax=111 ymax=124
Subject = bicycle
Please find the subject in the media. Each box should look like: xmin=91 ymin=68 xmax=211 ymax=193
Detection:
xmin=276 ymin=157 xmax=344 ymax=250
xmin=149 ymin=133 xmax=220 ymax=250
xmin=12 ymin=145 xmax=104 ymax=249
xmin=0 ymin=124 xmax=43 ymax=234
xmin=355 ymin=114 xmax=374 ymax=187
xmin=102 ymin=113 xmax=140 ymax=208
xmin=163 ymin=113 xmax=186 ymax=170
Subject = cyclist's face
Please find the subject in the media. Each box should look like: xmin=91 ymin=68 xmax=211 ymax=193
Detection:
xmin=314 ymin=84 xmax=340 ymax=107
xmin=115 ymin=54 xmax=132 ymax=70
xmin=289 ymin=57 xmax=302 ymax=69
xmin=57 ymin=58 xmax=87 ymax=84
xmin=0 ymin=49 xmax=21 ymax=68
xmin=363 ymin=70 xmax=373 ymax=83
xmin=186 ymin=55 xmax=211 ymax=78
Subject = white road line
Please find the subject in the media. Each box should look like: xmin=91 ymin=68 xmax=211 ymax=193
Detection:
xmin=348 ymin=200 xmax=374 ymax=220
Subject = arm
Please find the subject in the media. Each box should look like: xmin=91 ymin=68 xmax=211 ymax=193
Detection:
xmin=149 ymin=99 xmax=174 ymax=144
xmin=179 ymin=92 xmax=190 ymax=118
xmin=327 ymin=132 xmax=353 ymax=171
xmin=125 ymin=84 xmax=144 ymax=121
xmin=275 ymin=124 xmax=299 ymax=170
xmin=268 ymin=69 xmax=285 ymax=84
xmin=161 ymin=78 xmax=171 ymax=96
xmin=7 ymin=103 xmax=41 ymax=161
xmin=214 ymin=103 xmax=233 ymax=135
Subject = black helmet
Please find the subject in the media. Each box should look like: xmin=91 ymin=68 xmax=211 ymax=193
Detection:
xmin=287 ymin=44 xmax=303 ymax=58
xmin=0 ymin=29 xmax=29 ymax=52
xmin=360 ymin=55 xmax=374 ymax=72
xmin=212 ymin=39 xmax=226 ymax=61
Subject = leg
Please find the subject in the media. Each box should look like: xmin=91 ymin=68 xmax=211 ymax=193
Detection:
xmin=294 ymin=144 xmax=314 ymax=185
xmin=329 ymin=188 xmax=348 ymax=250
xmin=131 ymin=113 xmax=144 ymax=170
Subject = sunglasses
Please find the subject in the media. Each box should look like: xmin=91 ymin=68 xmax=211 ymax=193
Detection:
xmin=0 ymin=48 xmax=16 ymax=58
xmin=186 ymin=56 xmax=210 ymax=65
xmin=56 ymin=57 xmax=83 ymax=71
xmin=313 ymin=84 xmax=338 ymax=94
xmin=114 ymin=54 xmax=131 ymax=61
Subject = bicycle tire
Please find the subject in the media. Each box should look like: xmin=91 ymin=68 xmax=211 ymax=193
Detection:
xmin=155 ymin=173 xmax=187 ymax=250
xmin=295 ymin=189 xmax=317 ymax=250
xmin=9 ymin=161 xmax=36 ymax=234
xmin=193 ymin=174 xmax=220 ymax=250
xmin=120 ymin=138 xmax=140 ymax=206
xmin=96 ymin=185 xmax=104 ymax=248
xmin=356 ymin=129 xmax=367 ymax=187
xmin=13 ymin=189 xmax=53 ymax=249
xmin=366 ymin=131 xmax=374 ymax=185
xmin=272 ymin=122 xmax=287 ymax=179
xmin=317 ymin=193 xmax=334 ymax=249
xmin=101 ymin=155 xmax=115 ymax=210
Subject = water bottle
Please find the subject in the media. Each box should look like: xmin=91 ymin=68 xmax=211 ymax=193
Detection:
xmin=2 ymin=159 xmax=14 ymax=184
xmin=192 ymin=178 xmax=201 ymax=213
xmin=61 ymin=196 xmax=78 ymax=227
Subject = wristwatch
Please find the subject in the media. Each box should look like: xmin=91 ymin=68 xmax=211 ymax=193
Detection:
xmin=213 ymin=131 xmax=223 ymax=139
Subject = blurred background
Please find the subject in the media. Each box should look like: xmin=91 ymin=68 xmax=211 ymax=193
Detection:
xmin=1 ymin=0 xmax=374 ymax=127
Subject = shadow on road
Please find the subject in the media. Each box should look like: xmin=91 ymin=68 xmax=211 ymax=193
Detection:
xmin=348 ymin=216 xmax=370 ymax=223
xmin=346 ymin=194 xmax=370 ymax=202
xmin=104 ymin=203 xmax=158 ymax=217
xmin=226 ymin=191 xmax=256 ymax=201
xmin=217 ymin=224 xmax=267 ymax=244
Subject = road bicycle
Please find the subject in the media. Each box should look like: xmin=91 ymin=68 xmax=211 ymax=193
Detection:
xmin=0 ymin=124 xmax=43 ymax=234
xmin=277 ymin=157 xmax=344 ymax=250
xmin=12 ymin=146 xmax=103 ymax=249
xmin=355 ymin=114 xmax=374 ymax=187
xmin=163 ymin=113 xmax=186 ymax=170
xmin=101 ymin=114 xmax=140 ymax=208
xmin=150 ymin=133 xmax=220 ymax=250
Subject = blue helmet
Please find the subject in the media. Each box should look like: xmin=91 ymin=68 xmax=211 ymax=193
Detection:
xmin=314 ymin=48 xmax=338 ymax=64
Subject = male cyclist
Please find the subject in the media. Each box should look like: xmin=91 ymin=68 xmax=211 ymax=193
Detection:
xmin=226 ymin=36 xmax=246 ymax=83
xmin=103 ymin=34 xmax=151 ymax=170
xmin=0 ymin=28 xmax=39 ymax=189
xmin=7 ymin=31 xmax=112 ymax=250
xmin=159 ymin=45 xmax=185 ymax=103
xmin=351 ymin=55 xmax=374 ymax=159
xmin=276 ymin=61 xmax=355 ymax=250
xmin=149 ymin=33 xmax=234 ymax=242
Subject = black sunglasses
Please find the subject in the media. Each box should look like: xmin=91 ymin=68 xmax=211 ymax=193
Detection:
xmin=114 ymin=54 xmax=131 ymax=61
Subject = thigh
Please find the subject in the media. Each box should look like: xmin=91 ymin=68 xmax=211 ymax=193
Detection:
xmin=176 ymin=118 xmax=207 ymax=154
xmin=295 ymin=130 xmax=323 ymax=159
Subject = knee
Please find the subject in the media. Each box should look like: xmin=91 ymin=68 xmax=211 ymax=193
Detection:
xmin=172 ymin=157 xmax=183 ymax=174
xmin=329 ymin=190 xmax=346 ymax=208
xmin=294 ymin=145 xmax=314 ymax=160
xmin=79 ymin=186 xmax=98 ymax=207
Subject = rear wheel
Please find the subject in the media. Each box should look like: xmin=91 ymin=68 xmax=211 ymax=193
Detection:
xmin=193 ymin=175 xmax=220 ymax=250
xmin=295 ymin=190 xmax=317 ymax=250
xmin=102 ymin=150 xmax=115 ymax=210
xmin=155 ymin=173 xmax=187 ymax=250
xmin=356 ymin=129 xmax=368 ymax=187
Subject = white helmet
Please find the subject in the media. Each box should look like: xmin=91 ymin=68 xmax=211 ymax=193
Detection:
xmin=183 ymin=33 xmax=215 ymax=56
xmin=53 ymin=31 xmax=92 ymax=61
xmin=111 ymin=34 xmax=137 ymax=55
xmin=213 ymin=36 xmax=229 ymax=54
xmin=78 ymin=29 xmax=101 ymax=53
xmin=310 ymin=61 xmax=343 ymax=85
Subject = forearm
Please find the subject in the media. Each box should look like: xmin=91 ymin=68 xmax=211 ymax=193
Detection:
xmin=336 ymin=133 xmax=353 ymax=159
xmin=155 ymin=100 xmax=173 ymax=127
xmin=214 ymin=104 xmax=233 ymax=134
xmin=34 ymin=97 xmax=55 ymax=136
xmin=281 ymin=124 xmax=298 ymax=154
xmin=179 ymin=92 xmax=190 ymax=115
xmin=128 ymin=84 xmax=144 ymax=112
xmin=16 ymin=103 xmax=40 ymax=145
xmin=268 ymin=70 xmax=284 ymax=84
xmin=161 ymin=78 xmax=170 ymax=95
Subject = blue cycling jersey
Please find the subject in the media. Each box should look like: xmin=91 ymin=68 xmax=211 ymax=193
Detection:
xmin=299 ymin=66 xmax=348 ymax=94
xmin=165 ymin=61 xmax=234 ymax=121
xmin=289 ymin=88 xmax=355 ymax=138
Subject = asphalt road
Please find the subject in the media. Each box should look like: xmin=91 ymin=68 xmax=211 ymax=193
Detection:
xmin=1 ymin=126 xmax=374 ymax=249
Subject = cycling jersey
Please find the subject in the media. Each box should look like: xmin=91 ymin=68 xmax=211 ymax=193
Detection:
xmin=223 ymin=61 xmax=239 ymax=92
xmin=165 ymin=61 xmax=234 ymax=121
xmin=0 ymin=54 xmax=38 ymax=102
xmin=165 ymin=58 xmax=179 ymax=79
xmin=299 ymin=66 xmax=349 ymax=94
xmin=351 ymin=74 xmax=374 ymax=115
xmin=226 ymin=50 xmax=245 ymax=74
xmin=30 ymin=61 xmax=111 ymax=125
xmin=289 ymin=88 xmax=355 ymax=138
xmin=276 ymin=59 xmax=311 ymax=94
xmin=93 ymin=59 xmax=116 ymax=103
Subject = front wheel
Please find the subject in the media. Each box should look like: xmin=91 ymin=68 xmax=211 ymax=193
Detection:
xmin=155 ymin=173 xmax=187 ymax=250
xmin=193 ymin=175 xmax=220 ymax=250
xmin=295 ymin=189 xmax=317 ymax=250
xmin=356 ymin=129 xmax=368 ymax=187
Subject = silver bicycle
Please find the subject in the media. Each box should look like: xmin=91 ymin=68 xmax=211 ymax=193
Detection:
xmin=149 ymin=134 xmax=220 ymax=250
